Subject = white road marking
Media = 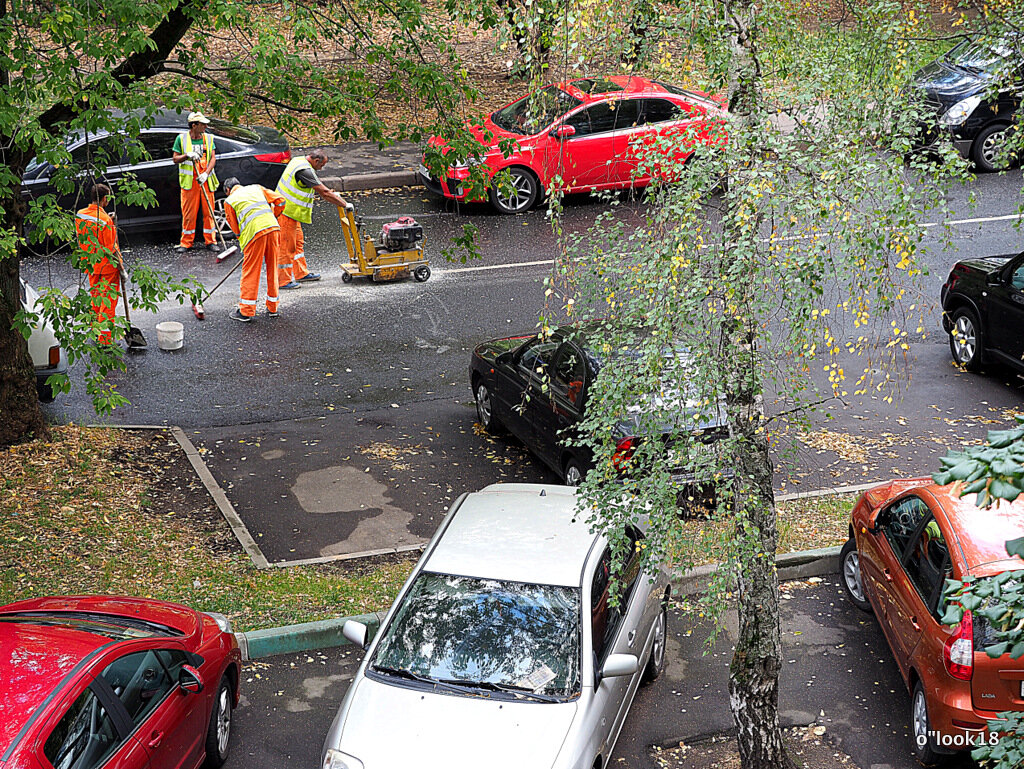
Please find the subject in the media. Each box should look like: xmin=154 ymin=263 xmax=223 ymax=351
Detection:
xmin=439 ymin=211 xmax=1024 ymax=274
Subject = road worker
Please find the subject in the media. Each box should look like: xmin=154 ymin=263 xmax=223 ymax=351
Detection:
xmin=75 ymin=183 xmax=121 ymax=344
xmin=222 ymin=177 xmax=285 ymax=322
xmin=172 ymin=111 xmax=220 ymax=252
xmin=274 ymin=149 xmax=348 ymax=289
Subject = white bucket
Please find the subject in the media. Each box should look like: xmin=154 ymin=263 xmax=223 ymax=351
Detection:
xmin=155 ymin=321 xmax=184 ymax=351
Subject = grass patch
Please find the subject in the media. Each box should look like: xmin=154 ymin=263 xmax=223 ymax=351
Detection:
xmin=0 ymin=426 xmax=413 ymax=632
xmin=672 ymin=492 xmax=856 ymax=568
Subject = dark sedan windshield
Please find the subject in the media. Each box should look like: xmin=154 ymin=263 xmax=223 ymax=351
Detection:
xmin=492 ymin=86 xmax=582 ymax=136
xmin=371 ymin=572 xmax=581 ymax=698
xmin=947 ymin=39 xmax=1013 ymax=75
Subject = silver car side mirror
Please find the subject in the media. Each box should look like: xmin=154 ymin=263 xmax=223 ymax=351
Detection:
xmin=600 ymin=653 xmax=639 ymax=680
xmin=343 ymin=620 xmax=368 ymax=649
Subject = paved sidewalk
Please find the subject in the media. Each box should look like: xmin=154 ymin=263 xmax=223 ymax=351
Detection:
xmin=306 ymin=141 xmax=422 ymax=191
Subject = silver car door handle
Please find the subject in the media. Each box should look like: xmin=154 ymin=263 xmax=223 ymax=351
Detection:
xmin=627 ymin=629 xmax=636 ymax=647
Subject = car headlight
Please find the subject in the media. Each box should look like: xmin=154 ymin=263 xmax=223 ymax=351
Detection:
xmin=939 ymin=94 xmax=981 ymax=127
xmin=322 ymin=749 xmax=363 ymax=769
xmin=205 ymin=612 xmax=232 ymax=633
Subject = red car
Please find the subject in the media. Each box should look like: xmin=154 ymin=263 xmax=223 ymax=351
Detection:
xmin=419 ymin=75 xmax=728 ymax=214
xmin=0 ymin=595 xmax=241 ymax=769
xmin=840 ymin=478 xmax=1024 ymax=765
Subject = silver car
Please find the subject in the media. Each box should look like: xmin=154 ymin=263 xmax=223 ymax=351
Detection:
xmin=321 ymin=483 xmax=670 ymax=769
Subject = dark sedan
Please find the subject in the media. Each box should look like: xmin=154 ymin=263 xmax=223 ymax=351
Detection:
xmin=21 ymin=110 xmax=291 ymax=238
xmin=941 ymin=250 xmax=1024 ymax=372
xmin=469 ymin=327 xmax=731 ymax=488
xmin=909 ymin=38 xmax=1021 ymax=172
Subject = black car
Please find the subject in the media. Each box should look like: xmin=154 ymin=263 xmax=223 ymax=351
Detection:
xmin=21 ymin=109 xmax=291 ymax=237
xmin=941 ymin=251 xmax=1024 ymax=372
xmin=469 ymin=326 xmax=731 ymax=487
xmin=910 ymin=38 xmax=1022 ymax=172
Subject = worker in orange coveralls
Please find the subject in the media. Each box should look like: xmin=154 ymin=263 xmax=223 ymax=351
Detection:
xmin=221 ymin=177 xmax=285 ymax=322
xmin=76 ymin=183 xmax=121 ymax=344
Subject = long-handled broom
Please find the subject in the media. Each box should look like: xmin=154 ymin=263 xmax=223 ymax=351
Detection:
xmin=194 ymin=159 xmax=239 ymax=264
xmin=191 ymin=253 xmax=244 ymax=320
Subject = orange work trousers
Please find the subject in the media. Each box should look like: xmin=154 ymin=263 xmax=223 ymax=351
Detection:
xmin=277 ymin=216 xmax=310 ymax=284
xmin=238 ymin=229 xmax=280 ymax=318
xmin=180 ymin=183 xmax=217 ymax=248
xmin=88 ymin=266 xmax=120 ymax=345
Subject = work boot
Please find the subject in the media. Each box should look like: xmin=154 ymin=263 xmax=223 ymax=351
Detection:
xmin=173 ymin=244 xmax=190 ymax=251
xmin=297 ymin=273 xmax=321 ymax=282
xmin=267 ymin=309 xmax=278 ymax=318
xmin=280 ymin=280 xmax=302 ymax=290
xmin=207 ymin=242 xmax=222 ymax=254
xmin=229 ymin=308 xmax=252 ymax=323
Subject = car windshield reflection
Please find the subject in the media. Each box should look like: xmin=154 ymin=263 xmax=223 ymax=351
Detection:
xmin=371 ymin=572 xmax=581 ymax=700
xmin=491 ymin=86 xmax=582 ymax=136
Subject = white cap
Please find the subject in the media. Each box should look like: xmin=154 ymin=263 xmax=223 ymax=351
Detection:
xmin=187 ymin=111 xmax=211 ymax=124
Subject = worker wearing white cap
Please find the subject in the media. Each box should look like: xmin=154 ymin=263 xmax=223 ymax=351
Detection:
xmin=172 ymin=111 xmax=220 ymax=252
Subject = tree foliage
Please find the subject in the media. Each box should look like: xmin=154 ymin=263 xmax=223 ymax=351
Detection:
xmin=0 ymin=0 xmax=482 ymax=444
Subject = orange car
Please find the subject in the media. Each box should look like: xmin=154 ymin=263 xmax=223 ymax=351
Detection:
xmin=840 ymin=478 xmax=1024 ymax=765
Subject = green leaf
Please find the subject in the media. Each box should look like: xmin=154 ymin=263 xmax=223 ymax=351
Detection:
xmin=1007 ymin=538 xmax=1024 ymax=560
xmin=986 ymin=641 xmax=1010 ymax=658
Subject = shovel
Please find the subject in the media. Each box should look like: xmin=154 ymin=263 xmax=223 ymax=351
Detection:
xmin=118 ymin=264 xmax=148 ymax=350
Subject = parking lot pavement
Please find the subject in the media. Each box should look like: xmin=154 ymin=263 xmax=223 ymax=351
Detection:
xmin=225 ymin=648 xmax=363 ymax=769
xmin=192 ymin=398 xmax=557 ymax=564
xmin=226 ymin=578 xmax=977 ymax=769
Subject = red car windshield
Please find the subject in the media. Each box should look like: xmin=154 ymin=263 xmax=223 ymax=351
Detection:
xmin=0 ymin=612 xmax=182 ymax=639
xmin=491 ymin=86 xmax=582 ymax=136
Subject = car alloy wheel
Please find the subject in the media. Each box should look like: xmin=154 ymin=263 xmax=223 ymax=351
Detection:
xmin=490 ymin=168 xmax=538 ymax=214
xmin=980 ymin=128 xmax=1008 ymax=169
xmin=564 ymin=459 xmax=584 ymax=487
xmin=642 ymin=606 xmax=667 ymax=684
xmin=911 ymin=682 xmax=941 ymax=766
xmin=839 ymin=539 xmax=872 ymax=612
xmin=949 ymin=308 xmax=982 ymax=372
xmin=475 ymin=384 xmax=492 ymax=426
xmin=204 ymin=676 xmax=232 ymax=768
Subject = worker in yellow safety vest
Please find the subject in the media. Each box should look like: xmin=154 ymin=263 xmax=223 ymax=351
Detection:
xmin=222 ymin=177 xmax=286 ymax=322
xmin=274 ymin=149 xmax=347 ymax=289
xmin=172 ymin=111 xmax=220 ymax=252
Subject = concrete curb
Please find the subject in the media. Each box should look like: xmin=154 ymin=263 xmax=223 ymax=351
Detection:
xmin=239 ymin=543 xmax=843 ymax=660
xmin=671 ymin=545 xmax=842 ymax=597
xmin=321 ymin=171 xmax=421 ymax=193
xmin=236 ymin=611 xmax=388 ymax=660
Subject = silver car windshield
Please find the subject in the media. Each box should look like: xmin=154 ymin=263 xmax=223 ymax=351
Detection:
xmin=371 ymin=572 xmax=581 ymax=699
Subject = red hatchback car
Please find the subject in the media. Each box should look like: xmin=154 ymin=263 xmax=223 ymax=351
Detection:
xmin=0 ymin=595 xmax=241 ymax=769
xmin=419 ymin=75 xmax=729 ymax=214
xmin=840 ymin=478 xmax=1024 ymax=765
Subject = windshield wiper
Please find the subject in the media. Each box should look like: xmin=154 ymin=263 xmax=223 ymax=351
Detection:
xmin=371 ymin=664 xmax=437 ymax=685
xmin=437 ymin=678 xmax=562 ymax=702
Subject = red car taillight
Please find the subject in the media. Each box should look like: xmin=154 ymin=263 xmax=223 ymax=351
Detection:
xmin=612 ymin=437 xmax=636 ymax=470
xmin=48 ymin=345 xmax=60 ymax=367
xmin=944 ymin=610 xmax=974 ymax=681
xmin=254 ymin=150 xmax=292 ymax=163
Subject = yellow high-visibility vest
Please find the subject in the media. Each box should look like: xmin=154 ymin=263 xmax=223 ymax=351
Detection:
xmin=276 ymin=157 xmax=316 ymax=224
xmin=178 ymin=132 xmax=220 ymax=191
xmin=227 ymin=185 xmax=278 ymax=248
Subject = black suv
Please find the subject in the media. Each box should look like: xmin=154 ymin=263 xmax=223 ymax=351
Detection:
xmin=909 ymin=38 xmax=1021 ymax=172
xmin=941 ymin=251 xmax=1024 ymax=372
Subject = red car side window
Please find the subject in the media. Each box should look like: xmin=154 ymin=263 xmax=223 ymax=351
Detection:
xmin=879 ymin=495 xmax=930 ymax=561
xmin=43 ymin=687 xmax=121 ymax=769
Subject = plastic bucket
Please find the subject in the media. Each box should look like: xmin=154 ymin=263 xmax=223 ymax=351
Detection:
xmin=155 ymin=321 xmax=184 ymax=351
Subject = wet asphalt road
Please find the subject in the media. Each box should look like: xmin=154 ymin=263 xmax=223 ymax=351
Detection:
xmin=224 ymin=578 xmax=976 ymax=769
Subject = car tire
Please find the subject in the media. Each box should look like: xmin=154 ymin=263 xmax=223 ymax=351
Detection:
xmin=971 ymin=123 xmax=1014 ymax=173
xmin=911 ymin=680 xmax=944 ymax=767
xmin=839 ymin=539 xmax=872 ymax=612
xmin=948 ymin=308 xmax=982 ymax=372
xmin=36 ymin=380 xmax=54 ymax=403
xmin=641 ymin=605 xmax=667 ymax=685
xmin=474 ymin=381 xmax=504 ymax=434
xmin=204 ymin=675 xmax=233 ymax=769
xmin=563 ymin=457 xmax=585 ymax=487
xmin=489 ymin=167 xmax=539 ymax=214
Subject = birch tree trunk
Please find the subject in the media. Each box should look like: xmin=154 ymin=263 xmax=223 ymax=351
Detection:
xmin=721 ymin=0 xmax=793 ymax=766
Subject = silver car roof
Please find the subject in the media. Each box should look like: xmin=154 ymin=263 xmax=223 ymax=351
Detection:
xmin=424 ymin=484 xmax=599 ymax=588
